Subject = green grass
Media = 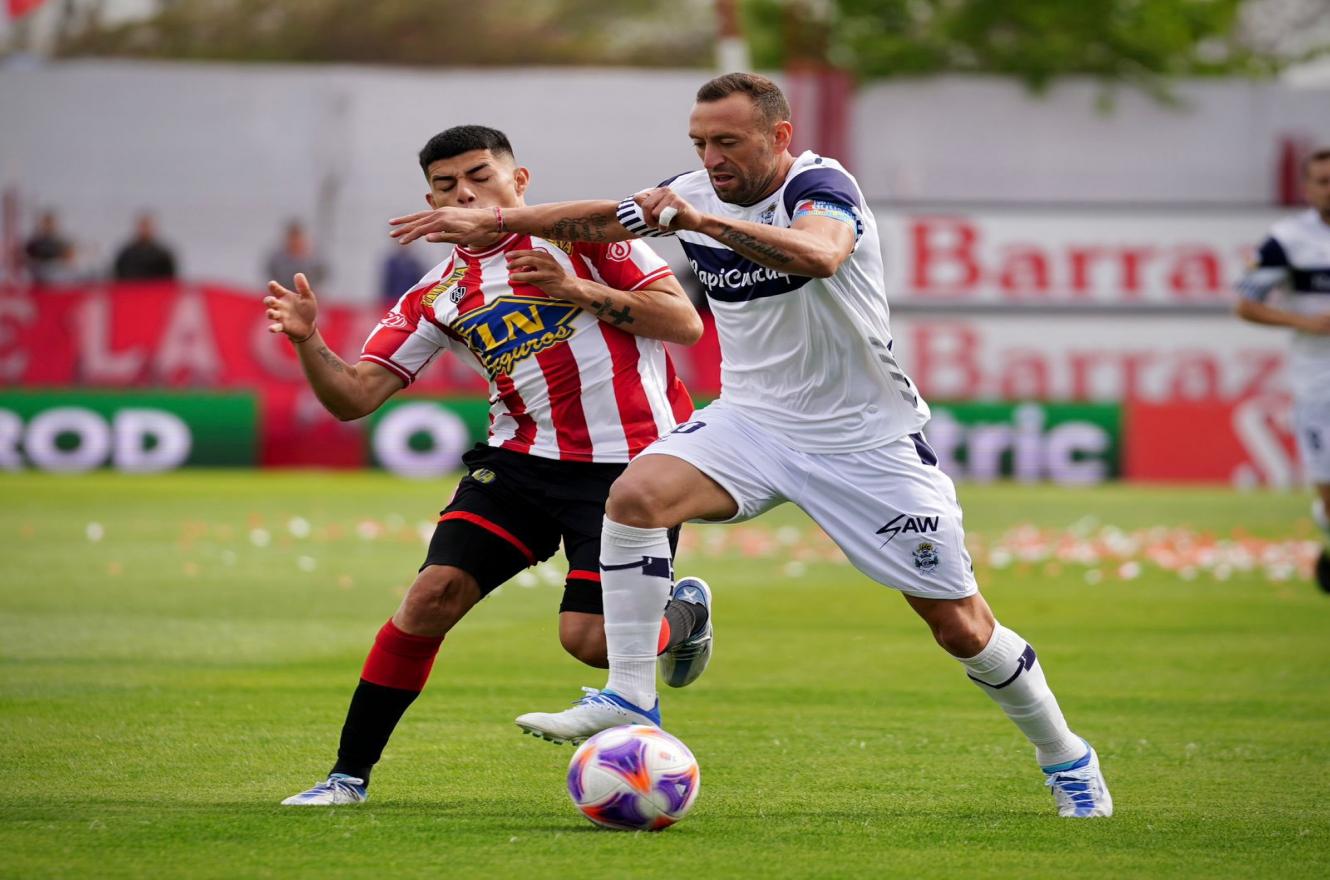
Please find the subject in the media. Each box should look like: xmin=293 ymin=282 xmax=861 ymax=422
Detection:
xmin=3 ymin=472 xmax=1328 ymax=879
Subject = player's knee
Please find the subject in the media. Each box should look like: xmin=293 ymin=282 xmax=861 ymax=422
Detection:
xmin=605 ymin=477 xmax=673 ymax=529
xmin=929 ymin=614 xmax=994 ymax=659
xmin=396 ymin=566 xmax=480 ymax=635
xmin=558 ymin=619 xmax=608 ymax=668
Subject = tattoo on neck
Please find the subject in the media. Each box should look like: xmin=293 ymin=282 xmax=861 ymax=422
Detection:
xmin=543 ymin=214 xmax=613 ymax=243
xmin=718 ymin=224 xmax=794 ymax=266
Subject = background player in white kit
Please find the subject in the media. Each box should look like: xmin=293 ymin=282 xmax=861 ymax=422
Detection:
xmin=390 ymin=74 xmax=1112 ymax=818
xmin=1236 ymin=148 xmax=1330 ymax=592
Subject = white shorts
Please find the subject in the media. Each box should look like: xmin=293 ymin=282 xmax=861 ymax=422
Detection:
xmin=1293 ymin=396 xmax=1330 ymax=484
xmin=639 ymin=400 xmax=978 ymax=600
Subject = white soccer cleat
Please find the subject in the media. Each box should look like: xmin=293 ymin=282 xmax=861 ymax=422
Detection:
xmin=280 ymin=773 xmax=368 ymax=806
xmin=515 ymin=687 xmax=661 ymax=745
xmin=1043 ymin=743 xmax=1113 ymax=818
xmin=659 ymin=577 xmax=714 ymax=689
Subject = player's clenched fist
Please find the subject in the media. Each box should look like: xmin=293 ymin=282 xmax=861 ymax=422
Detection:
xmin=635 ymin=188 xmax=699 ymax=232
xmin=506 ymin=249 xmax=574 ymax=298
xmin=264 ymin=272 xmax=319 ymax=342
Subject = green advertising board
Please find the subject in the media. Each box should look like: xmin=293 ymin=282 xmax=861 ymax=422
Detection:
xmin=0 ymin=390 xmax=257 ymax=472
xmin=926 ymin=401 xmax=1121 ymax=484
xmin=365 ymin=397 xmax=492 ymax=477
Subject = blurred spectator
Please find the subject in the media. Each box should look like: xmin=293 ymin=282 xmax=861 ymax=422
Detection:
xmin=265 ymin=220 xmax=326 ymax=287
xmin=112 ymin=212 xmax=177 ymax=280
xmin=24 ymin=211 xmax=75 ymax=285
xmin=380 ymin=242 xmax=427 ymax=305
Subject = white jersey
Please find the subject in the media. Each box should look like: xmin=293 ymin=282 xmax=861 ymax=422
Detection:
xmin=618 ymin=151 xmax=929 ymax=453
xmin=1237 ymin=209 xmax=1330 ymax=401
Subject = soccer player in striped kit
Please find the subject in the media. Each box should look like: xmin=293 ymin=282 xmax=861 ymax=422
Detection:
xmin=391 ymin=76 xmax=1112 ymax=818
xmin=272 ymin=126 xmax=715 ymax=805
xmin=1237 ymin=148 xmax=1330 ymax=592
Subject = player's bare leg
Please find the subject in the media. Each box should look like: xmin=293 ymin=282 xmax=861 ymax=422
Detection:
xmin=515 ymin=456 xmax=730 ymax=743
xmin=282 ymin=565 xmax=481 ymax=805
xmin=905 ymin=592 xmax=1112 ymax=818
xmin=1313 ymin=484 xmax=1330 ymax=593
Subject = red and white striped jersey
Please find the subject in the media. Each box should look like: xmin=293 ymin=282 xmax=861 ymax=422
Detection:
xmin=361 ymin=234 xmax=693 ymax=463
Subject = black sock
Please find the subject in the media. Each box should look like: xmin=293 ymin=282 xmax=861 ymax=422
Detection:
xmin=329 ymin=679 xmax=421 ymax=784
xmin=661 ymin=597 xmax=709 ymax=652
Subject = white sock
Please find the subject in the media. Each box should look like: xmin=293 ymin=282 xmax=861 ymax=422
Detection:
xmin=599 ymin=516 xmax=672 ymax=709
xmin=1313 ymin=498 xmax=1330 ymax=544
xmin=960 ymin=623 xmax=1086 ymax=768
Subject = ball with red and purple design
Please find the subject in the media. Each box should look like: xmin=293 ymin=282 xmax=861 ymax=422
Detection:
xmin=566 ymin=725 xmax=700 ymax=831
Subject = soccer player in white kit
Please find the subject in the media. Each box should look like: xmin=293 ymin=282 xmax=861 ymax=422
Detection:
xmin=390 ymin=74 xmax=1112 ymax=818
xmin=1236 ymin=148 xmax=1330 ymax=592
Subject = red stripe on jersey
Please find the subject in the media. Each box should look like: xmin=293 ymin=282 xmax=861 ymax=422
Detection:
xmin=566 ymin=569 xmax=601 ymax=583
xmin=628 ymin=265 xmax=673 ymax=291
xmin=536 ymin=342 xmax=593 ymax=460
xmin=439 ymin=511 xmax=535 ymax=563
xmin=599 ymin=325 xmax=660 ymax=457
xmin=453 ymin=252 xmax=491 ymax=315
xmin=494 ymin=373 xmax=536 ymax=454
xmin=664 ymin=352 xmax=694 ymax=423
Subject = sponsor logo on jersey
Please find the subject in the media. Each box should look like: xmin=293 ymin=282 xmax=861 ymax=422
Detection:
xmin=687 ymin=259 xmax=794 ymax=295
xmin=423 ymin=264 xmax=468 ymax=309
xmin=912 ymin=540 xmax=940 ymax=573
xmin=876 ymin=513 xmax=939 ymax=547
xmin=380 ymin=311 xmax=410 ymax=330
xmin=545 ymin=239 xmax=576 ymax=255
xmin=450 ymin=295 xmax=580 ymax=377
xmin=607 ymin=241 xmax=632 ymax=261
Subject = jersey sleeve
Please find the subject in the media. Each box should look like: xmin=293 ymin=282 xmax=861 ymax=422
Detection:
xmin=359 ymin=287 xmax=454 ymax=385
xmin=783 ymin=166 xmax=864 ymax=241
xmin=577 ymin=240 xmax=675 ymax=292
xmin=1236 ymin=236 xmax=1290 ymax=302
xmin=615 ymin=174 xmax=688 ymax=239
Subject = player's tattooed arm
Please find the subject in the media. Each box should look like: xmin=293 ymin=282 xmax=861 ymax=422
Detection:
xmin=314 ymin=345 xmax=355 ymax=376
xmin=586 ymin=298 xmax=635 ymax=327
xmin=540 ymin=214 xmax=618 ymax=244
xmin=696 ymin=214 xmax=856 ymax=279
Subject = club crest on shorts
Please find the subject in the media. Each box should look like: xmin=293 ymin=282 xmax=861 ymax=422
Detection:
xmin=470 ymin=468 xmax=496 ymax=484
xmin=912 ymin=540 xmax=940 ymax=573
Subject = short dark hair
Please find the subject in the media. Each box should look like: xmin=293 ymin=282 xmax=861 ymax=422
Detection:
xmin=696 ymin=72 xmax=790 ymax=125
xmin=418 ymin=125 xmax=514 ymax=176
xmin=1305 ymin=148 xmax=1330 ymax=176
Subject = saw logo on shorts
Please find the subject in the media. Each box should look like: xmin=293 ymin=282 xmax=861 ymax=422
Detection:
xmin=450 ymin=295 xmax=580 ymax=377
xmin=876 ymin=513 xmax=939 ymax=548
xmin=423 ymin=264 xmax=468 ymax=309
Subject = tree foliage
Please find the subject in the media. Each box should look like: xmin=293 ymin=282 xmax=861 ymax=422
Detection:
xmin=743 ymin=0 xmax=1330 ymax=95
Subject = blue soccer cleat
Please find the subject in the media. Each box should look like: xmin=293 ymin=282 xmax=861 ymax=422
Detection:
xmin=1043 ymin=742 xmax=1113 ymax=818
xmin=659 ymin=577 xmax=714 ymax=689
xmin=280 ymin=773 xmax=368 ymax=806
xmin=515 ymin=687 xmax=661 ymax=745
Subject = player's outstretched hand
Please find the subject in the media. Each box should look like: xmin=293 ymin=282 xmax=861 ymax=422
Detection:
xmin=1302 ymin=312 xmax=1330 ymax=335
xmin=506 ymin=249 xmax=574 ymax=299
xmin=264 ymin=273 xmax=319 ymax=342
xmin=635 ymin=188 xmax=699 ymax=233
xmin=389 ymin=206 xmax=494 ymax=246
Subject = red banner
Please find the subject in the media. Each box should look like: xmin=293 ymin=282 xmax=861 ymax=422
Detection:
xmin=0 ymin=281 xmax=722 ymax=466
xmin=1123 ymin=396 xmax=1299 ymax=487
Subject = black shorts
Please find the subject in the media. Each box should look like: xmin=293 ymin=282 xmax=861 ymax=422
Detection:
xmin=422 ymin=445 xmax=678 ymax=615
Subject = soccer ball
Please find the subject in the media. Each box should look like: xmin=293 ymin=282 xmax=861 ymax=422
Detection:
xmin=566 ymin=725 xmax=700 ymax=831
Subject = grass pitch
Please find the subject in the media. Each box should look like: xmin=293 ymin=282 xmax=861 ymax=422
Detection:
xmin=3 ymin=472 xmax=1328 ymax=879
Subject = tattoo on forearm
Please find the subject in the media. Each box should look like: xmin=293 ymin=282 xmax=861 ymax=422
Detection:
xmin=542 ymin=214 xmax=613 ymax=243
xmin=718 ymin=225 xmax=794 ymax=266
xmin=586 ymin=298 xmax=635 ymax=327
xmin=315 ymin=346 xmax=353 ymax=375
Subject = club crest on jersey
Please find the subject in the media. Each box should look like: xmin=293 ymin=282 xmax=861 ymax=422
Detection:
xmin=450 ymin=295 xmax=580 ymax=377
xmin=758 ymin=203 xmax=777 ymax=225
xmin=423 ymin=264 xmax=468 ymax=309
xmin=450 ymin=285 xmax=467 ymax=304
xmin=876 ymin=513 xmax=939 ymax=547
xmin=912 ymin=541 xmax=940 ymax=573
